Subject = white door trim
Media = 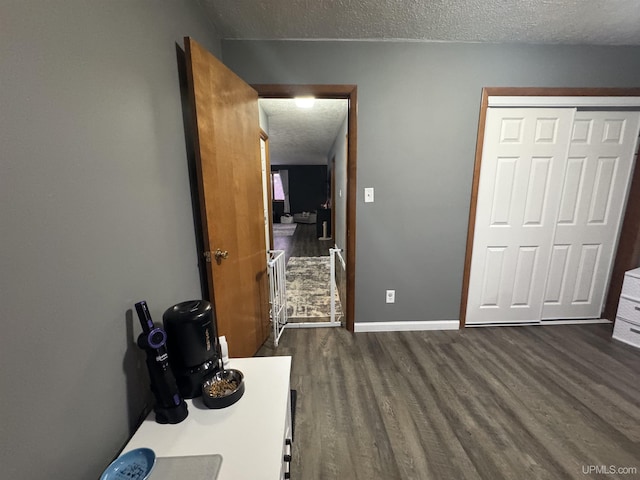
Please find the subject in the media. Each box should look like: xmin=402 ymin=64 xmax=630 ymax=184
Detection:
xmin=488 ymin=96 xmax=640 ymax=108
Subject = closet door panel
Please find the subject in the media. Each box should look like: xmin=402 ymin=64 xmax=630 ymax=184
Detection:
xmin=542 ymin=111 xmax=640 ymax=319
xmin=467 ymin=108 xmax=576 ymax=325
xmin=512 ymin=247 xmax=539 ymax=306
xmin=572 ymin=244 xmax=600 ymax=303
xmin=545 ymin=245 xmax=571 ymax=304
xmin=479 ymin=247 xmax=506 ymax=307
xmin=490 ymin=158 xmax=518 ymax=225
xmin=557 ymin=158 xmax=586 ymax=223
xmin=523 ymin=157 xmax=552 ymax=225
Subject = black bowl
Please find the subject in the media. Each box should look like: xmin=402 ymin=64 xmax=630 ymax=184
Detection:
xmin=201 ymin=369 xmax=245 ymax=409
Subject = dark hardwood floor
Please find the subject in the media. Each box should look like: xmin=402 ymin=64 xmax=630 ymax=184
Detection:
xmin=273 ymin=223 xmax=333 ymax=263
xmin=257 ymin=324 xmax=640 ymax=480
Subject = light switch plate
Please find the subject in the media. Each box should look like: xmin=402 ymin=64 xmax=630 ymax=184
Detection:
xmin=364 ymin=187 xmax=374 ymax=203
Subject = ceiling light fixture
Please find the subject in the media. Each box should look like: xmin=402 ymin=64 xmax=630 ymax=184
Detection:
xmin=295 ymin=96 xmax=315 ymax=108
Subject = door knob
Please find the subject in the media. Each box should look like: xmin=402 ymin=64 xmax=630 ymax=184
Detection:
xmin=214 ymin=249 xmax=229 ymax=262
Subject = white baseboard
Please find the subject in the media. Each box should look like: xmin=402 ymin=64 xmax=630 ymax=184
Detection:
xmin=353 ymin=319 xmax=611 ymax=332
xmin=354 ymin=320 xmax=459 ymax=332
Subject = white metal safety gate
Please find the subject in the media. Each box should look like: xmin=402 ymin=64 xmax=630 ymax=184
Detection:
xmin=268 ymin=248 xmax=345 ymax=346
xmin=267 ymin=250 xmax=287 ymax=346
xmin=329 ymin=247 xmax=345 ymax=325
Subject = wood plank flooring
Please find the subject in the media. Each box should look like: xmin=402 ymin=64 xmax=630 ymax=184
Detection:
xmin=257 ymin=324 xmax=640 ymax=480
xmin=273 ymin=223 xmax=332 ymax=263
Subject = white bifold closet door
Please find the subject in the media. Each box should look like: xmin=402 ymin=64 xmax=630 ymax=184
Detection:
xmin=467 ymin=108 xmax=640 ymax=325
xmin=542 ymin=111 xmax=640 ymax=319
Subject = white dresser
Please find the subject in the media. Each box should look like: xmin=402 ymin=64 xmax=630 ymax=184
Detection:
xmin=123 ymin=356 xmax=293 ymax=480
xmin=613 ymin=267 xmax=640 ymax=349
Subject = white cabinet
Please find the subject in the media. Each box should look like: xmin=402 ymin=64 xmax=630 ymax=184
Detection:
xmin=123 ymin=356 xmax=293 ymax=480
xmin=613 ymin=268 xmax=640 ymax=349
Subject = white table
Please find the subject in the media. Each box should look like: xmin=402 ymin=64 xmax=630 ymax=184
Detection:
xmin=124 ymin=356 xmax=292 ymax=480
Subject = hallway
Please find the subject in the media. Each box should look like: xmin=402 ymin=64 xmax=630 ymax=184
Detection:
xmin=273 ymin=223 xmax=333 ymax=263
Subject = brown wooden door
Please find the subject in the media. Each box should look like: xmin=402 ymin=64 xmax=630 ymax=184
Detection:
xmin=184 ymin=37 xmax=269 ymax=357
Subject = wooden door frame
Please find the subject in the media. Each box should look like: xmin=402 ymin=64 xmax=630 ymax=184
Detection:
xmin=260 ymin=129 xmax=274 ymax=250
xmin=460 ymin=87 xmax=640 ymax=328
xmin=253 ymin=84 xmax=357 ymax=333
xmin=330 ymin=155 xmax=336 ymax=239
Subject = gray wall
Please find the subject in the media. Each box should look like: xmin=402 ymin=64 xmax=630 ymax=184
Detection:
xmin=259 ymin=102 xmax=270 ymax=133
xmin=222 ymin=40 xmax=640 ymax=323
xmin=0 ymin=1 xmax=220 ymax=478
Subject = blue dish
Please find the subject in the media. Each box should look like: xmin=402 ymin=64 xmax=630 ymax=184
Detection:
xmin=100 ymin=448 xmax=156 ymax=480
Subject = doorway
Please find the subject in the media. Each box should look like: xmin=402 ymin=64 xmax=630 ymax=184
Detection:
xmin=255 ymin=85 xmax=357 ymax=332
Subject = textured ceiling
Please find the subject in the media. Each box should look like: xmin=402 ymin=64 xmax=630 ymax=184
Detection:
xmin=260 ymin=99 xmax=348 ymax=165
xmin=201 ymin=0 xmax=640 ymax=45
xmin=217 ymin=1 xmax=639 ymax=163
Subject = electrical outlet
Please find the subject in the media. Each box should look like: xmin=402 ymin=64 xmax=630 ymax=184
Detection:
xmin=386 ymin=289 xmax=395 ymax=303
